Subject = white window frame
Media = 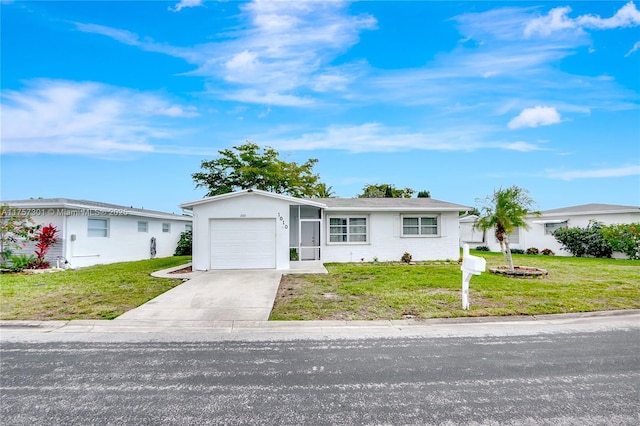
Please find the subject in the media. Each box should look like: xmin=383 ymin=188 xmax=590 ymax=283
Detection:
xmin=162 ymin=223 xmax=171 ymax=233
xmin=507 ymin=227 xmax=520 ymax=244
xmin=327 ymin=216 xmax=368 ymax=244
xmin=401 ymin=215 xmax=440 ymax=237
xmin=185 ymin=224 xmax=192 ymax=232
xmin=88 ymin=218 xmax=109 ymax=238
xmin=138 ymin=221 xmax=148 ymax=233
xmin=545 ymin=222 xmax=567 ymax=235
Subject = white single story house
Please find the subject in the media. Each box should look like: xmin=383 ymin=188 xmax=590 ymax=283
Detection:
xmin=180 ymin=189 xmax=470 ymax=271
xmin=2 ymin=198 xmax=193 ymax=268
xmin=460 ymin=203 xmax=640 ymax=256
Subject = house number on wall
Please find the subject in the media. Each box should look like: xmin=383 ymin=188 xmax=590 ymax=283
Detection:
xmin=277 ymin=212 xmax=288 ymax=229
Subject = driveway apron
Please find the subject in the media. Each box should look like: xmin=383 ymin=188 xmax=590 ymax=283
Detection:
xmin=116 ymin=270 xmax=282 ymax=321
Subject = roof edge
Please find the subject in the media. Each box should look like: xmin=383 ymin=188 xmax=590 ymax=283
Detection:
xmin=3 ymin=198 xmax=191 ymax=221
xmin=180 ymin=189 xmax=327 ymax=209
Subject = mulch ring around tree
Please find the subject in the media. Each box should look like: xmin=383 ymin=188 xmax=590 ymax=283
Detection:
xmin=489 ymin=266 xmax=548 ymax=278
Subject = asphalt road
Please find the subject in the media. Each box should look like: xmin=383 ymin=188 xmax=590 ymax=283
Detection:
xmin=2 ymin=328 xmax=639 ymax=425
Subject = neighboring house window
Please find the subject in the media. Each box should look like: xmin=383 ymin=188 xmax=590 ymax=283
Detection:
xmin=162 ymin=223 xmax=171 ymax=233
xmin=329 ymin=217 xmax=367 ymax=243
xmin=138 ymin=221 xmax=148 ymax=232
xmin=88 ymin=218 xmax=109 ymax=237
xmin=402 ymin=216 xmax=439 ymax=236
xmin=185 ymin=224 xmax=192 ymax=232
xmin=545 ymin=222 xmax=567 ymax=235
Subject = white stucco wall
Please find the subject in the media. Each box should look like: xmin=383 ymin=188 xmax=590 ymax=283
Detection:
xmin=190 ymin=194 xmax=292 ymax=271
xmin=8 ymin=210 xmax=190 ymax=268
xmin=322 ymin=211 xmax=461 ymax=263
xmin=461 ymin=211 xmax=640 ymax=256
xmin=64 ymin=213 xmax=191 ymax=268
xmin=521 ymin=211 xmax=640 ymax=256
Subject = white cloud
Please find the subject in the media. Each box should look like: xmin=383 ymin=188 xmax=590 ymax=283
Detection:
xmin=220 ymin=89 xmax=315 ymax=107
xmin=625 ymin=41 xmax=640 ymax=57
xmin=525 ymin=1 xmax=640 ymax=37
xmin=524 ymin=6 xmax=578 ymax=37
xmin=577 ymin=1 xmax=640 ymax=29
xmin=503 ymin=141 xmax=545 ymax=152
xmin=76 ymin=1 xmax=377 ymax=107
xmin=508 ymin=106 xmax=561 ymax=129
xmin=547 ymin=165 xmax=640 ymax=180
xmin=1 ymin=79 xmax=197 ymax=155
xmin=170 ymin=0 xmax=203 ymax=13
xmin=260 ymin=122 xmax=545 ymax=154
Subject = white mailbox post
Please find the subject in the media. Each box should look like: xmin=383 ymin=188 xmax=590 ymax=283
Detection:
xmin=460 ymin=244 xmax=487 ymax=310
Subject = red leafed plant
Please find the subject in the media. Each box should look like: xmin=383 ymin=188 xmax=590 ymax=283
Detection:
xmin=34 ymin=223 xmax=58 ymax=269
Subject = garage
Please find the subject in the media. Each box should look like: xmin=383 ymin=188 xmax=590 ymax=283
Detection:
xmin=210 ymin=218 xmax=276 ymax=269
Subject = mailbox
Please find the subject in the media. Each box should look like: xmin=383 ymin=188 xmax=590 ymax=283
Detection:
xmin=460 ymin=244 xmax=486 ymax=310
xmin=461 ymin=255 xmax=486 ymax=275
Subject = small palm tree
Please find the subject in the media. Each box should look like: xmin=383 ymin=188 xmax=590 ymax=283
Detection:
xmin=475 ymin=186 xmax=539 ymax=271
xmin=315 ymin=183 xmax=335 ymax=198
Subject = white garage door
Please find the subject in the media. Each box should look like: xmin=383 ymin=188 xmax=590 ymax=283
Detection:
xmin=210 ymin=219 xmax=276 ymax=269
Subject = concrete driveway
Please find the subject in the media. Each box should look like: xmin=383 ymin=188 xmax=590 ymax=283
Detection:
xmin=116 ymin=269 xmax=284 ymax=322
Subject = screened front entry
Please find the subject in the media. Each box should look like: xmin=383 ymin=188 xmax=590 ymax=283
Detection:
xmin=290 ymin=205 xmax=322 ymax=261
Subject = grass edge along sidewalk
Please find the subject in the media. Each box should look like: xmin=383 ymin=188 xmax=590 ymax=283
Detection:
xmin=1 ymin=252 xmax=639 ymax=321
xmin=1 ymin=256 xmax=191 ymax=320
xmin=270 ymin=251 xmax=640 ymax=320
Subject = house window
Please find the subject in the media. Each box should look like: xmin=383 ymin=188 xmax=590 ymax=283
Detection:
xmin=185 ymin=224 xmax=192 ymax=232
xmin=162 ymin=223 xmax=171 ymax=233
xmin=88 ymin=218 xmax=109 ymax=237
xmin=402 ymin=216 xmax=439 ymax=236
xmin=545 ymin=222 xmax=567 ymax=235
xmin=329 ymin=217 xmax=367 ymax=243
xmin=138 ymin=221 xmax=148 ymax=232
xmin=507 ymin=227 xmax=520 ymax=244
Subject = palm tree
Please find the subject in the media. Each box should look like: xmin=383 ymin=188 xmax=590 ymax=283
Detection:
xmin=475 ymin=186 xmax=539 ymax=271
xmin=314 ymin=183 xmax=335 ymax=198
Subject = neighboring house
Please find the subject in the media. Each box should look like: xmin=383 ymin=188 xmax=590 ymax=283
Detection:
xmin=2 ymin=198 xmax=192 ymax=268
xmin=459 ymin=203 xmax=640 ymax=256
xmin=180 ymin=189 xmax=470 ymax=271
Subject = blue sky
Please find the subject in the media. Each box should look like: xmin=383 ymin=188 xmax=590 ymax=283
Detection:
xmin=1 ymin=0 xmax=639 ymax=214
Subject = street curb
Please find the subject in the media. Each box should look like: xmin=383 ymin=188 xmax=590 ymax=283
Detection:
xmin=2 ymin=309 xmax=639 ymax=333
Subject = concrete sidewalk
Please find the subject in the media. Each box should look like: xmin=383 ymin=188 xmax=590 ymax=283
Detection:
xmin=1 ymin=310 xmax=638 ymax=342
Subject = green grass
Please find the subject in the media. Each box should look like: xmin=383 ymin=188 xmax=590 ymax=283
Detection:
xmin=0 ymin=256 xmax=191 ymax=320
xmin=270 ymin=251 xmax=640 ymax=320
xmin=3 ymin=252 xmax=639 ymax=322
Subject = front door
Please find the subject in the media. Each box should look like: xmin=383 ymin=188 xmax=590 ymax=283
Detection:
xmin=300 ymin=220 xmax=320 ymax=260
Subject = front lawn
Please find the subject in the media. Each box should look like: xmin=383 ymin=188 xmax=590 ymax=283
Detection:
xmin=0 ymin=256 xmax=191 ymax=320
xmin=270 ymin=251 xmax=640 ymax=320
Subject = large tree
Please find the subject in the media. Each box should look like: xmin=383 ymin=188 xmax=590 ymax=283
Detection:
xmin=192 ymin=142 xmax=324 ymax=198
xmin=358 ymin=184 xmax=414 ymax=198
xmin=475 ymin=186 xmax=539 ymax=271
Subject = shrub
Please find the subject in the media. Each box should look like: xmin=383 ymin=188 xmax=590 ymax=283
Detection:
xmin=0 ymin=205 xmax=40 ymax=267
xmin=475 ymin=246 xmax=490 ymax=251
xmin=401 ymin=252 xmax=412 ymax=263
xmin=510 ymin=248 xmax=525 ymax=255
xmin=526 ymin=247 xmax=539 ymax=255
xmin=290 ymin=248 xmax=299 ymax=261
xmin=8 ymin=253 xmax=37 ymax=272
xmin=600 ymin=223 xmax=640 ymax=260
xmin=541 ymin=248 xmax=555 ymax=256
xmin=33 ymin=224 xmax=58 ymax=269
xmin=174 ymin=230 xmax=192 ymax=256
xmin=553 ymin=221 xmax=612 ymax=258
